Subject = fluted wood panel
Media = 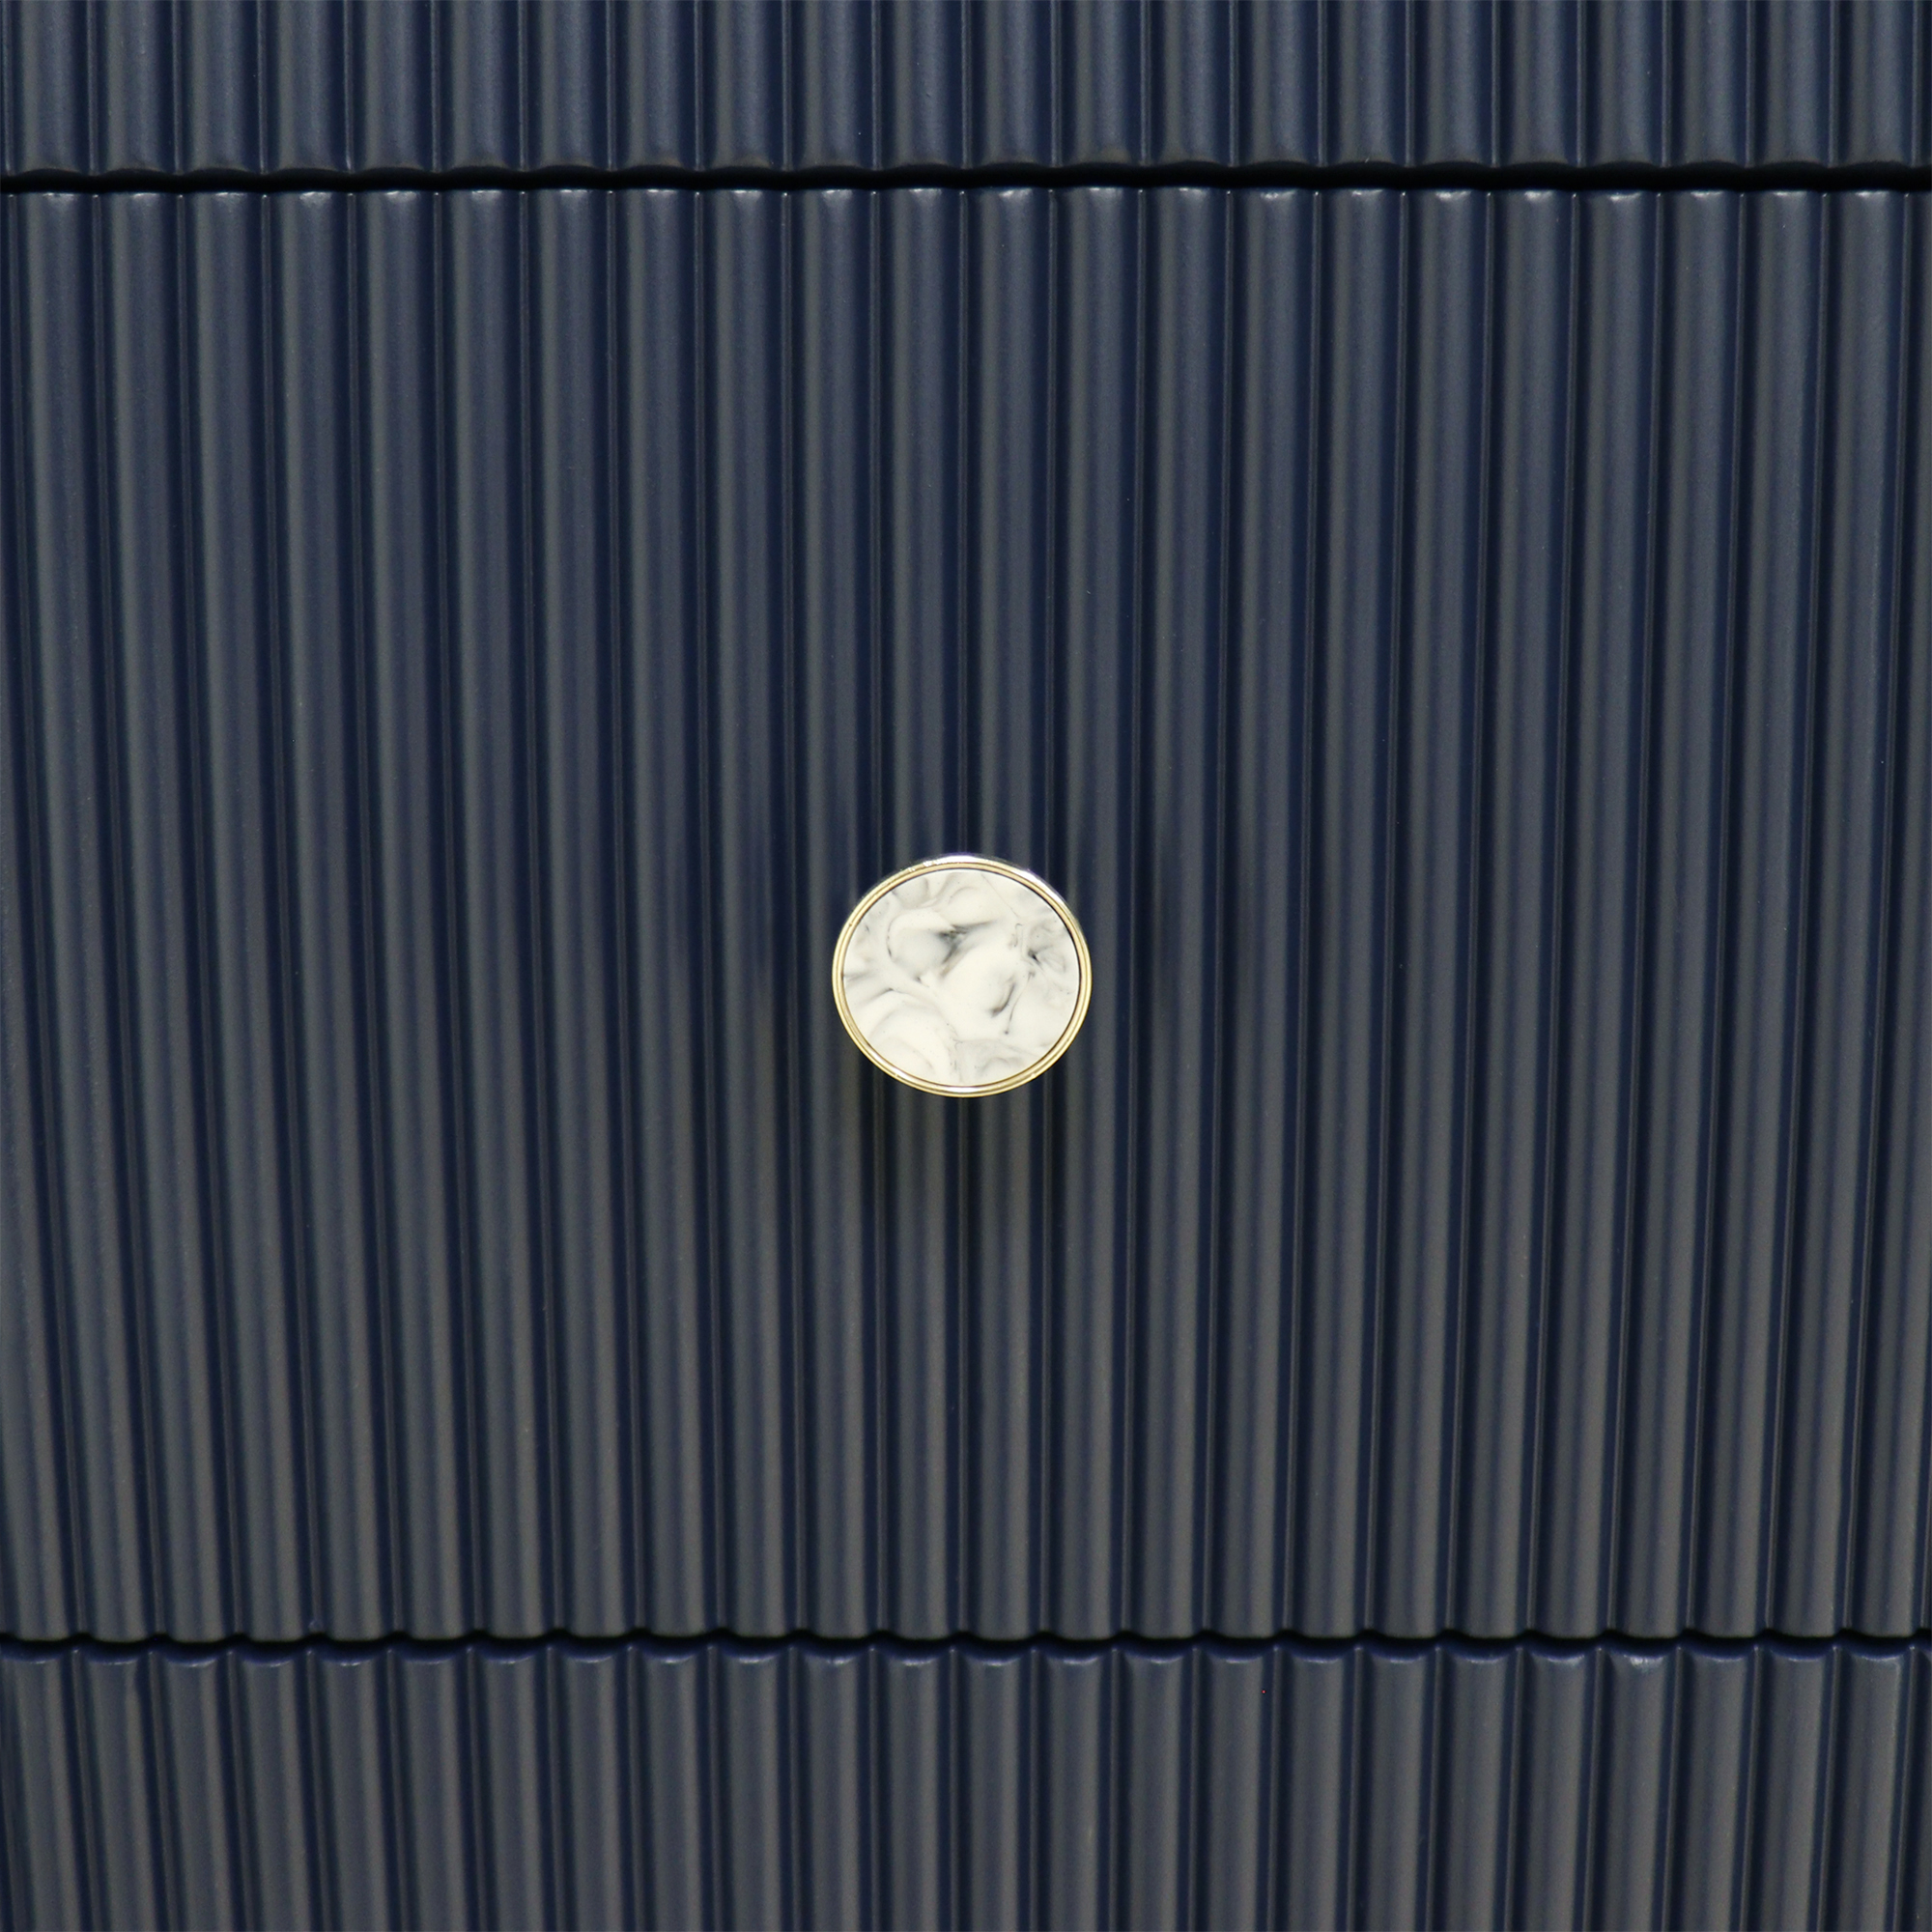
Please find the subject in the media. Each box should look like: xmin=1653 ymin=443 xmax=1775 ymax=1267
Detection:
xmin=2 ymin=0 xmax=1926 ymax=179
xmin=0 ymin=186 xmax=1925 ymax=1646
xmin=2 ymin=1634 xmax=1927 ymax=1931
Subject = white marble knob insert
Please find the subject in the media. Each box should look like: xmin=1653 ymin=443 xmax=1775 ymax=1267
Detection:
xmin=832 ymin=856 xmax=1092 ymax=1095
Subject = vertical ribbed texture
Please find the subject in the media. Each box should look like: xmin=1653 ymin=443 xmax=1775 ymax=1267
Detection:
xmin=1212 ymin=186 xmax=1311 ymax=1641
xmin=708 ymin=187 xmax=796 ymax=1638
xmin=1619 ymin=188 xmax=1734 ymax=1637
xmin=194 ymin=190 xmax=311 ymax=1643
xmin=1298 ymin=186 xmax=1400 ymax=1635
xmin=1132 ymin=189 xmax=1224 ymax=1640
xmin=0 ymin=186 xmax=1926 ymax=1647
xmin=1378 ymin=186 xmax=1484 ymax=1633
xmin=961 ymin=187 xmax=1050 ymax=1641
xmin=4 ymin=2 xmax=1926 ymax=177
xmin=794 ymin=187 xmax=877 ymax=1640
xmin=446 ymin=188 xmax=548 ymax=1639
xmin=1702 ymin=189 xmax=1825 ymax=1637
xmin=1540 ymin=188 xmax=1656 ymax=1634
xmin=621 ymin=189 xmax=712 ymax=1640
xmin=1052 ymin=186 xmax=1135 ymax=1645
xmin=24 ymin=1634 xmax=1912 ymax=1931
xmin=359 ymin=189 xmax=469 ymax=1637
xmin=875 ymin=186 xmax=962 ymax=1639
xmin=278 ymin=190 xmax=386 ymax=1642
xmin=1779 ymin=188 xmax=1912 ymax=1637
xmin=1458 ymin=185 xmax=1564 ymax=1635
xmin=1859 ymin=190 xmax=1932 ymax=1642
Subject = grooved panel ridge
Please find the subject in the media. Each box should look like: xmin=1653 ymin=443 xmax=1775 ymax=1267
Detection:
xmin=2 ymin=1634 xmax=1929 ymax=1931
xmin=0 ymin=186 xmax=1926 ymax=1648
xmin=1 ymin=0 xmax=1927 ymax=179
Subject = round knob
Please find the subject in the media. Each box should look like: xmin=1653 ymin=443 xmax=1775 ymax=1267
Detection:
xmin=831 ymin=856 xmax=1092 ymax=1096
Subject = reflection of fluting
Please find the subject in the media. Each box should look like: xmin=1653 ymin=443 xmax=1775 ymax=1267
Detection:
xmin=841 ymin=870 xmax=1081 ymax=1086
